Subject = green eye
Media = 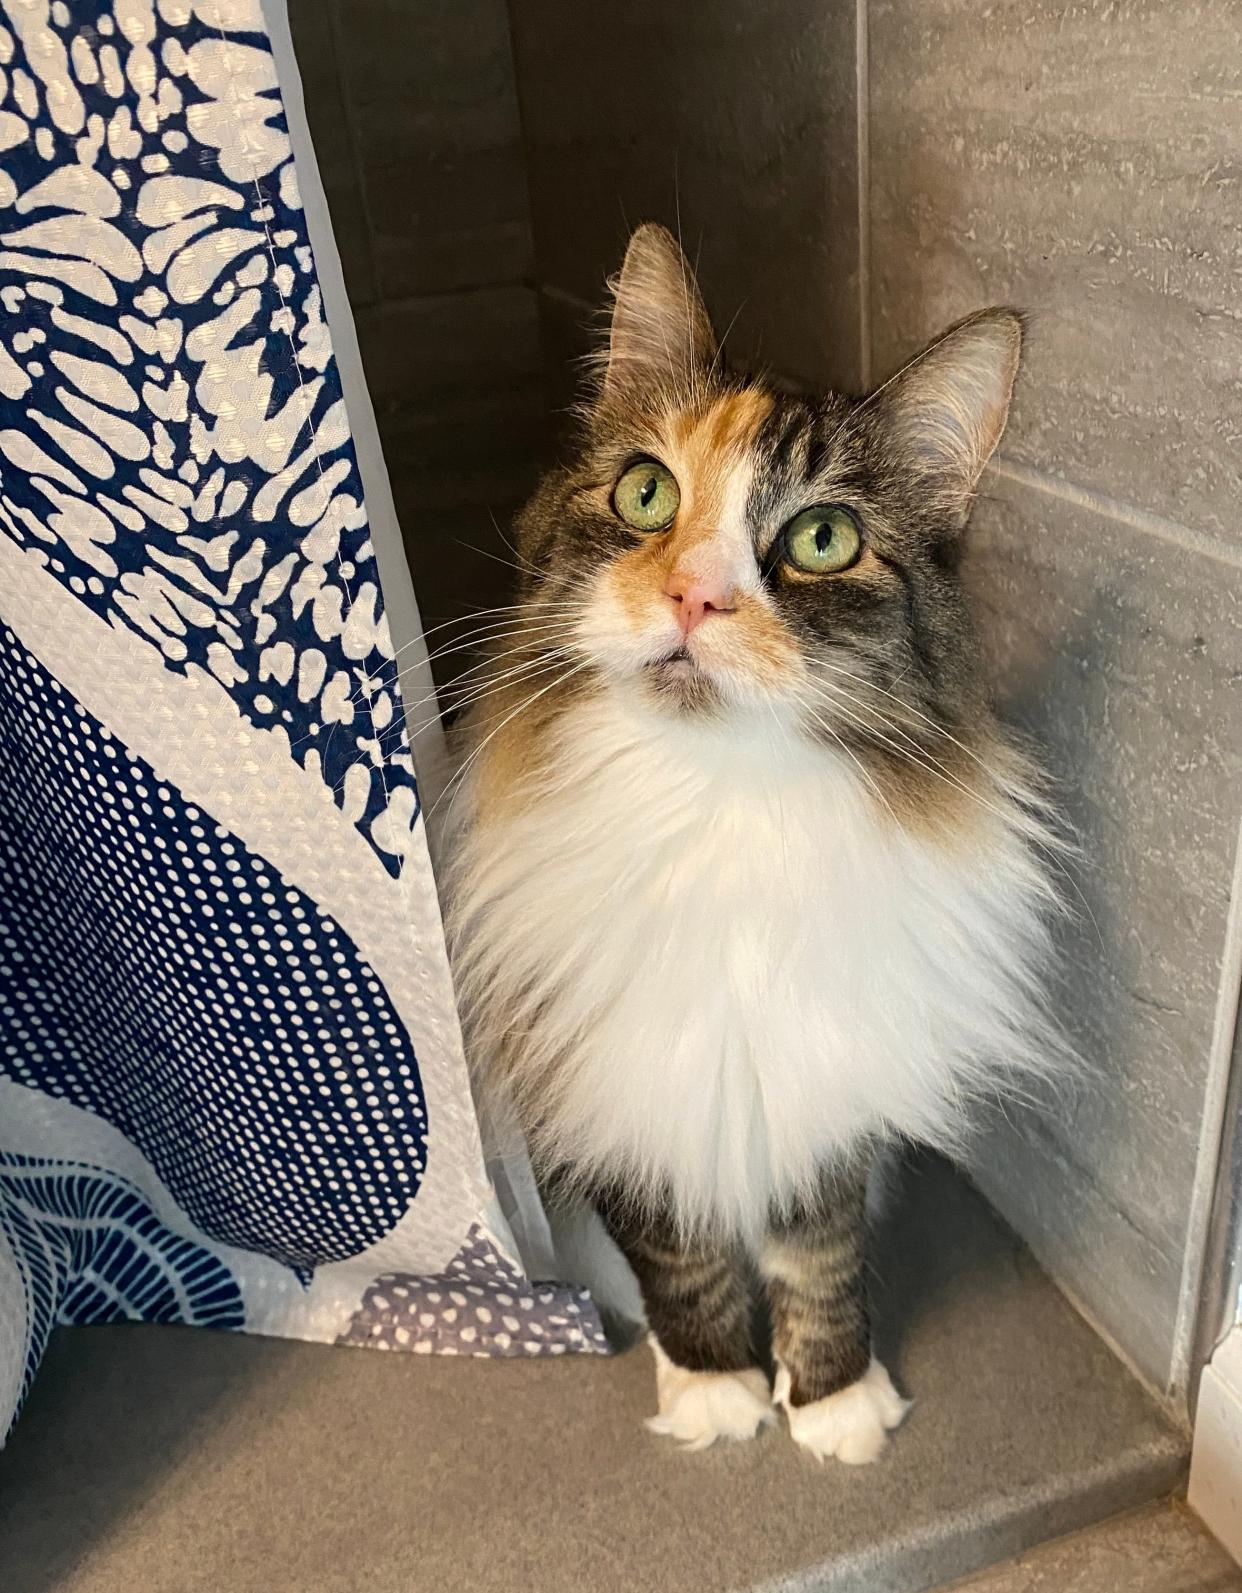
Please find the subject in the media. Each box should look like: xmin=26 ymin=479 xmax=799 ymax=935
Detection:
xmin=781 ymin=505 xmax=863 ymax=574
xmin=613 ymin=458 xmax=680 ymax=532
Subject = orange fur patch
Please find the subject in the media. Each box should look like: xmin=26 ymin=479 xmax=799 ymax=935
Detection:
xmin=469 ymin=668 xmax=594 ymax=826
xmin=600 ymin=389 xmax=814 ymax=698
xmin=713 ymin=602 xmax=801 ymax=690
xmin=610 ymin=389 xmax=776 ymax=625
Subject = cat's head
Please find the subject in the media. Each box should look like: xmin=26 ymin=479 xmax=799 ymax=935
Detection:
xmin=517 ymin=224 xmax=1021 ymax=751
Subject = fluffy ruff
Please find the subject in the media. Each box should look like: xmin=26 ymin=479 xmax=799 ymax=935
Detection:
xmin=445 ymin=682 xmax=1063 ymax=1245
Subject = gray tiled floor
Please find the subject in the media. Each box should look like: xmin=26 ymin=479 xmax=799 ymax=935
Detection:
xmin=955 ymin=1503 xmax=1240 ymax=1592
xmin=0 ymin=1157 xmax=1188 ymax=1593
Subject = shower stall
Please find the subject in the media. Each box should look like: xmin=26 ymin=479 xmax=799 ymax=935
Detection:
xmin=0 ymin=0 xmax=1238 ymax=1587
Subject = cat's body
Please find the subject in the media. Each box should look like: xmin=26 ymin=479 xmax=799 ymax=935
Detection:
xmin=451 ymin=682 xmax=1052 ymax=1241
xmin=442 ymin=225 xmax=1060 ymax=1462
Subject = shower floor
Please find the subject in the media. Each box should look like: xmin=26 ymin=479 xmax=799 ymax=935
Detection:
xmin=0 ymin=1157 xmax=1190 ymax=1593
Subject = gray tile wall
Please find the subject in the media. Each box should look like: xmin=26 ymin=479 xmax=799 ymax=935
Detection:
xmin=506 ymin=0 xmax=866 ymax=403
xmin=869 ymin=0 xmax=1242 ymax=546
xmin=963 ymin=486 xmax=1241 ymax=1389
xmin=285 ymin=0 xmax=547 ymax=678
xmin=287 ymin=0 xmax=1242 ymax=1401
xmin=507 ymin=0 xmax=1242 ymax=1401
xmin=868 ymin=0 xmax=1242 ymax=1398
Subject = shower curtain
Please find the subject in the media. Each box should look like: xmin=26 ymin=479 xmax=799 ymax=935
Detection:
xmin=0 ymin=0 xmax=603 ymax=1444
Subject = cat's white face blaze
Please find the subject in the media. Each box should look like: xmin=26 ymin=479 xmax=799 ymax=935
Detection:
xmin=575 ymin=392 xmax=811 ymax=715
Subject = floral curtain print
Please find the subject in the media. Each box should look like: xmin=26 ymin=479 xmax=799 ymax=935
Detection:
xmin=0 ymin=0 xmax=604 ymax=1442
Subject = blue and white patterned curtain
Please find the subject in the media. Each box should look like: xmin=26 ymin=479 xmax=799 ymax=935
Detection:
xmin=0 ymin=0 xmax=604 ymax=1442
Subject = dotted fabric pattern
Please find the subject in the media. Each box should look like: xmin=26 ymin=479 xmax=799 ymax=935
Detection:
xmin=0 ymin=0 xmax=608 ymax=1448
xmin=0 ymin=624 xmax=427 ymax=1274
xmin=338 ymin=1225 xmax=609 ymax=1359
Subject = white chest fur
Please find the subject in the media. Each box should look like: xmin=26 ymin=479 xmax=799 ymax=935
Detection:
xmin=448 ymin=690 xmax=1055 ymax=1238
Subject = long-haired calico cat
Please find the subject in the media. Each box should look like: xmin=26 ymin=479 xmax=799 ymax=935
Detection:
xmin=443 ymin=225 xmax=1060 ymax=1463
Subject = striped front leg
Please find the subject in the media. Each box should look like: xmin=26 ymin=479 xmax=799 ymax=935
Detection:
xmin=761 ymin=1165 xmax=909 ymax=1464
xmin=595 ymin=1188 xmax=775 ymax=1450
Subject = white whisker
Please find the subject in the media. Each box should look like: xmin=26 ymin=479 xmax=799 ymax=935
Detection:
xmin=434 ymin=649 xmax=579 ymax=722
xmin=430 ymin=658 xmax=593 ymax=826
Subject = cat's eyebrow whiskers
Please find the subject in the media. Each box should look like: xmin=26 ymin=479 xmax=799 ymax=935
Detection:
xmin=709 ymin=298 xmax=747 ymax=384
xmin=486 ymin=510 xmax=546 ymax=582
xmin=673 ymin=178 xmax=697 ymax=404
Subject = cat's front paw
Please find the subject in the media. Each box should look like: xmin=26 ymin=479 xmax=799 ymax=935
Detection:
xmin=646 ymin=1337 xmax=776 ymax=1451
xmin=775 ymin=1358 xmax=910 ymax=1465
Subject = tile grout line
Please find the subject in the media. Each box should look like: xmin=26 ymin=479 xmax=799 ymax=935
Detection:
xmin=321 ymin=0 xmax=382 ymax=306
xmin=989 ymin=458 xmax=1242 ymax=572
xmin=537 ymin=281 xmax=596 ymax=317
xmin=855 ymin=0 xmax=872 ymax=391
xmin=500 ymin=0 xmax=543 ymax=308
xmin=1172 ymin=808 xmax=1242 ymax=1400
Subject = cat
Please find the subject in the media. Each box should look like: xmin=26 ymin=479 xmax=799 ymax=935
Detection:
xmin=441 ymin=224 xmax=1062 ymax=1463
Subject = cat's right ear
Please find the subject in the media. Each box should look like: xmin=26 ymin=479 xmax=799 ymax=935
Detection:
xmin=600 ymin=223 xmax=717 ymax=407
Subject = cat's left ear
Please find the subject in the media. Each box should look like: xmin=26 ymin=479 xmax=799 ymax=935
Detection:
xmin=600 ymin=223 xmax=718 ymax=406
xmin=874 ymin=309 xmax=1023 ymax=525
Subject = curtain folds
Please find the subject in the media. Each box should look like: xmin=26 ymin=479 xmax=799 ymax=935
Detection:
xmin=0 ymin=0 xmax=603 ymax=1445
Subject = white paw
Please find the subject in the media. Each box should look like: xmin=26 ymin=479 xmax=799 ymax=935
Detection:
xmin=645 ymin=1337 xmax=776 ymax=1451
xmin=775 ymin=1358 xmax=910 ymax=1465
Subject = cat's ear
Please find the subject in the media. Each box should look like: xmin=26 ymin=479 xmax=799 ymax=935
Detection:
xmin=875 ymin=310 xmax=1023 ymax=523
xmin=601 ymin=223 xmax=717 ymax=405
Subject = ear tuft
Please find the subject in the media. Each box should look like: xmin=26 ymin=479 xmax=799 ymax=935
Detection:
xmin=601 ymin=223 xmax=717 ymax=405
xmin=877 ymin=310 xmax=1023 ymax=520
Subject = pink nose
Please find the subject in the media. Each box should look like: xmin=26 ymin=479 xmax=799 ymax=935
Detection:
xmin=664 ymin=571 xmax=735 ymax=636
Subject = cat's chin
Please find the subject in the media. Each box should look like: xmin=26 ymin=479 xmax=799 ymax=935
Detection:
xmin=640 ymin=652 xmax=722 ymax=715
